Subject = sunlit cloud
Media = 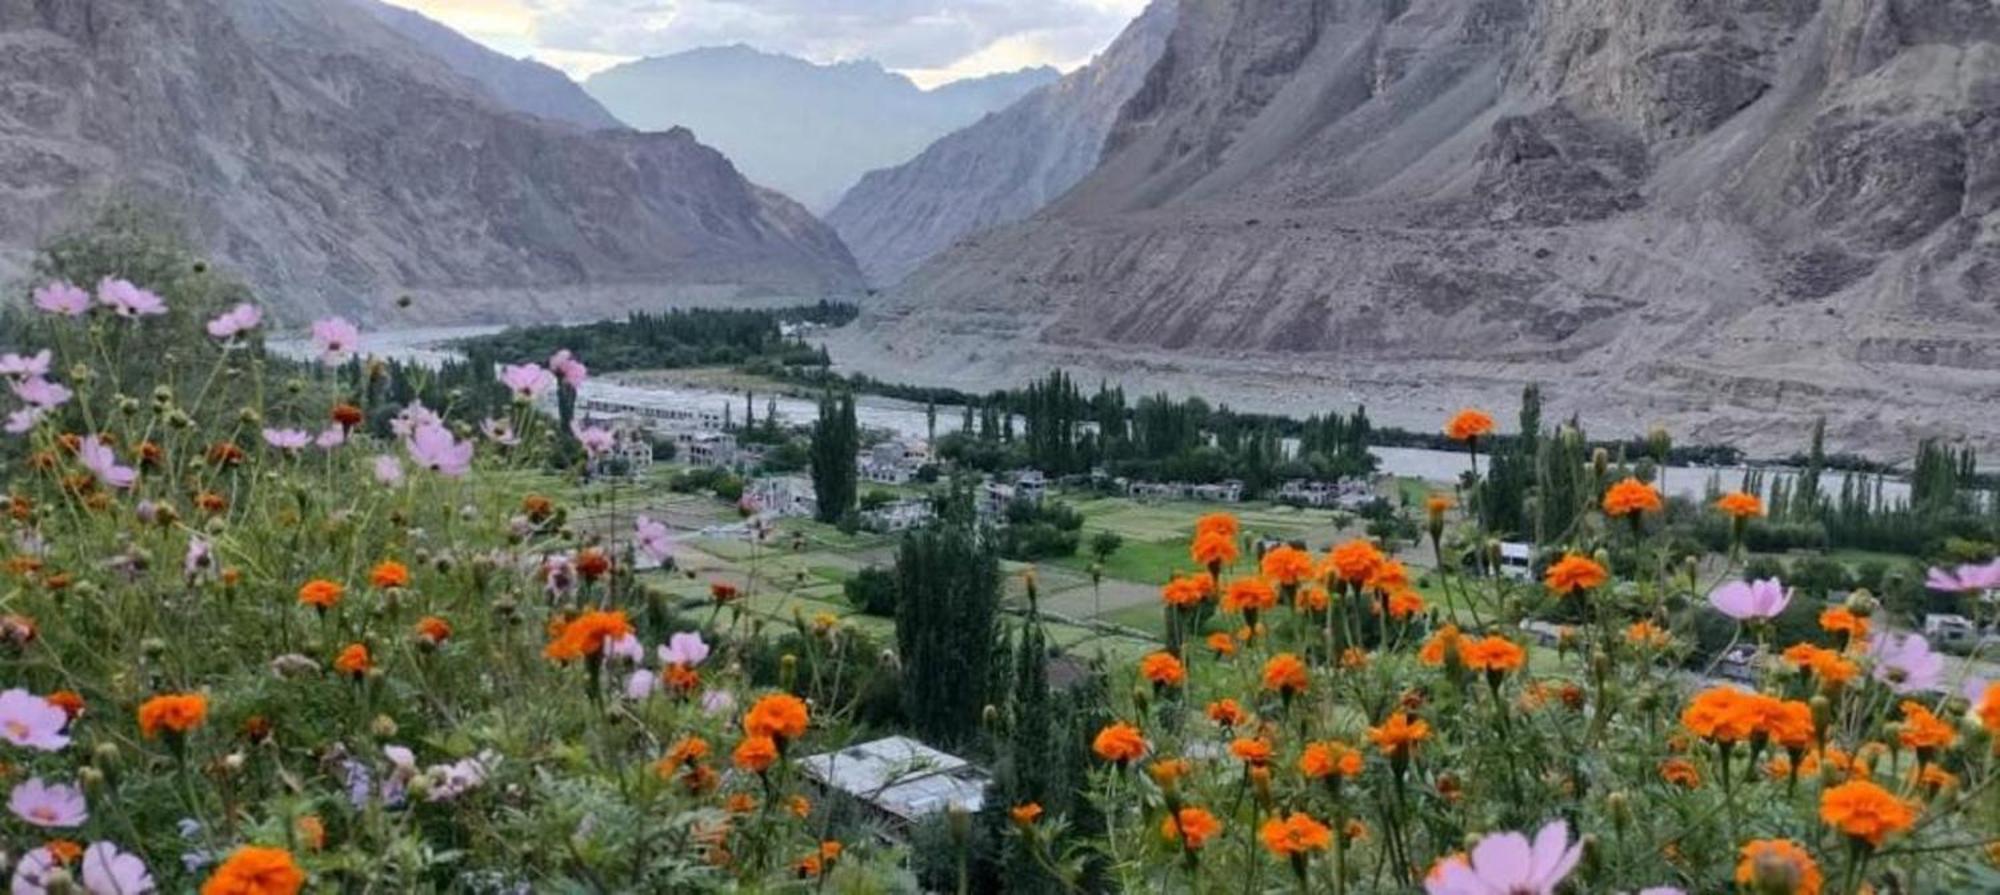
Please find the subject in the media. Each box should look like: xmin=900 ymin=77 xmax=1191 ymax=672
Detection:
xmin=379 ymin=0 xmax=1153 ymax=84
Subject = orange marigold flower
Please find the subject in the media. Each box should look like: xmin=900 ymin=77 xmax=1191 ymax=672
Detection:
xmin=575 ymin=548 xmax=612 ymax=581
xmin=1010 ymin=803 xmax=1043 ymax=828
xmin=414 ymin=616 xmax=452 ymax=644
xmin=1259 ymin=812 xmax=1333 ymax=857
xmin=1206 ymin=698 xmax=1248 ymax=728
xmin=1819 ymin=780 xmax=1916 ymax=848
xmin=1139 ymin=651 xmax=1185 ymax=687
xmin=1915 ymin=763 xmax=1957 ymax=794
xmin=1161 ymin=807 xmax=1223 ymax=850
xmin=1367 ymin=712 xmax=1431 ymax=760
xmin=1781 ymin=643 xmax=1858 ymax=685
xmin=1682 ymin=687 xmax=1758 ymax=743
xmin=369 ymin=561 xmax=409 ymax=589
xmin=1735 ymin=839 xmax=1822 ymax=895
xmin=1340 ymin=646 xmax=1370 ymax=668
xmin=733 ymin=735 xmax=779 ymax=773
xmin=657 ymin=736 xmax=711 ymax=776
xmin=206 ymin=442 xmax=246 ymax=467
xmin=1162 ymin=575 xmax=1209 ymax=607
xmin=724 ymin=793 xmax=757 ymax=814
xmin=1205 ymin=631 xmax=1238 ymax=655
xmin=744 ymin=693 xmax=811 ymax=742
xmin=1222 ymin=577 xmax=1277 ymax=614
xmin=1624 ymin=620 xmax=1670 ymax=649
xmin=521 ymin=494 xmax=555 ymax=521
xmin=1365 ymin=559 xmax=1410 ymax=592
xmin=1261 ymin=653 xmax=1310 ymax=695
xmin=788 ymin=795 xmax=812 ymax=818
xmin=196 ymin=491 xmax=228 ymax=514
xmin=1092 ymin=722 xmax=1148 ymax=765
xmin=332 ymin=643 xmax=371 ymax=678
xmin=1228 ymin=736 xmax=1274 ymax=766
xmin=1818 ymin=607 xmax=1869 ymax=642
xmin=1425 ymin=494 xmax=1454 ymax=517
xmin=1897 ymin=701 xmax=1955 ymax=753
xmin=1147 ymin=757 xmax=1192 ymax=786
xmin=1191 ymin=530 xmax=1239 ymax=569
xmin=1295 ymin=585 xmax=1329 ymax=611
xmin=137 ymin=693 xmax=208 ymax=738
xmin=200 ymin=845 xmax=304 ymax=895
xmin=1602 ymin=477 xmax=1663 ymax=517
xmin=1660 ymin=757 xmax=1701 ymax=789
xmin=1259 ymin=545 xmax=1315 ymax=585
xmin=1977 ymin=682 xmax=2000 ymax=734
xmin=1443 ymin=409 xmax=1496 ymax=442
xmin=1299 ymin=741 xmax=1363 ymax=779
xmin=1385 ymin=589 xmax=1425 ymax=620
xmin=295 ymin=815 xmax=326 ymax=851
xmin=330 ymin=403 xmax=364 ymax=429
xmin=45 ymin=690 xmax=83 ymax=720
xmin=1195 ymin=513 xmax=1239 ymax=541
xmin=297 ymin=579 xmax=344 ymax=610
xmin=1419 ymin=625 xmax=1463 ymax=666
xmin=1543 ymin=554 xmax=1608 ymax=594
xmin=1460 ymin=636 xmax=1525 ymax=675
xmin=44 ymin=839 xmax=80 ymax=865
xmin=1715 ymin=491 xmax=1765 ymax=519
xmin=1325 ymin=539 xmax=1385 ymax=585
xmin=542 ymin=610 xmax=633 ymax=662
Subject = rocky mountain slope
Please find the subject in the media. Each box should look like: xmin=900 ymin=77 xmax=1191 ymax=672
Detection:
xmin=585 ymin=47 xmax=1058 ymax=211
xmin=839 ymin=0 xmax=2000 ymax=457
xmin=827 ymin=0 xmax=1178 ymax=286
xmin=0 ymin=0 xmax=862 ymax=323
xmin=358 ymin=0 xmax=623 ymax=130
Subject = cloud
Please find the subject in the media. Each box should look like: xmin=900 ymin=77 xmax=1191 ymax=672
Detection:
xmin=386 ymin=0 xmax=1151 ymax=82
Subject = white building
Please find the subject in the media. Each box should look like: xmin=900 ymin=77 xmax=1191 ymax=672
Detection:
xmin=862 ymin=498 xmax=934 ymax=533
xmin=798 ymin=736 xmax=989 ymax=830
xmin=747 ymin=476 xmax=817 ymax=519
xmin=678 ymin=431 xmax=738 ymax=468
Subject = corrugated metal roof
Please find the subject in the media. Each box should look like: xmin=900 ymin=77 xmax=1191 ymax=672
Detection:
xmin=798 ymin=736 xmax=989 ymax=822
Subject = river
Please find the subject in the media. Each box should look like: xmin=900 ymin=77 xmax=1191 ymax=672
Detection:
xmin=268 ymin=325 xmax=1914 ymax=503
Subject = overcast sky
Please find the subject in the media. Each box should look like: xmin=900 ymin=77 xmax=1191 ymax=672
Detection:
xmin=382 ymin=0 xmax=1152 ymax=88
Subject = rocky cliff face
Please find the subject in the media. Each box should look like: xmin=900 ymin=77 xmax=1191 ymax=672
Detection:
xmin=826 ymin=0 xmax=1178 ymax=286
xmin=840 ymin=0 xmax=2000 ymax=457
xmin=357 ymin=0 xmax=624 ymax=131
xmin=0 ymin=0 xmax=863 ymax=323
xmin=585 ymin=48 xmax=1058 ymax=212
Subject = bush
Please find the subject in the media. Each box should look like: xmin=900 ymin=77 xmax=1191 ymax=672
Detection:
xmin=844 ymin=566 xmax=899 ymax=616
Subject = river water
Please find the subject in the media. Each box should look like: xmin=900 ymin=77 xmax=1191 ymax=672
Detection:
xmin=269 ymin=325 xmax=1913 ymax=502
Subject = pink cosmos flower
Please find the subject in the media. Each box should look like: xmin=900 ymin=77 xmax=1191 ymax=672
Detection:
xmin=315 ymin=426 xmax=346 ymax=449
xmin=0 ymin=350 xmax=51 ymax=380
xmin=661 ymin=631 xmax=710 ymax=667
xmin=81 ymin=841 xmax=156 ymax=894
xmin=572 ymin=422 xmax=614 ymax=458
xmin=4 ymin=407 xmax=44 ymax=434
xmin=549 ymin=349 xmax=588 ymax=387
xmin=623 ymin=669 xmax=658 ymax=701
xmin=701 ymin=689 xmax=736 ymax=715
xmin=390 ymin=401 xmax=441 ymax=438
xmin=1424 ymin=820 xmax=1582 ymax=895
xmin=499 ymin=363 xmax=555 ymax=400
xmin=372 ymin=454 xmax=405 ymax=485
xmin=32 ymin=281 xmax=90 ymax=317
xmin=205 ymin=302 xmax=262 ymax=339
xmin=1707 ymin=578 xmax=1791 ymax=621
xmin=78 ymin=436 xmax=137 ymax=489
xmin=1927 ymin=558 xmax=2000 ymax=593
xmin=480 ymin=418 xmax=519 ymax=446
xmin=635 ymin=516 xmax=672 ymax=564
xmin=311 ymin=317 xmax=361 ymax=365
xmin=11 ymin=846 xmax=63 ymax=894
xmin=407 ymin=423 xmax=473 ymax=477
xmin=261 ymin=428 xmax=312 ymax=451
xmin=0 ymin=689 xmax=70 ymax=751
xmin=9 ymin=778 xmax=87 ymax=827
xmin=12 ymin=377 xmax=71 ymax=409
xmin=1868 ymin=632 xmax=1944 ymax=694
xmin=604 ymin=634 xmax=645 ymax=664
xmin=96 ymin=278 xmax=165 ymax=317
xmin=184 ymin=537 xmax=213 ymax=581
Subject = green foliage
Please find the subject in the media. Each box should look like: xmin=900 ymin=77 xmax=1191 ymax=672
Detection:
xmin=809 ymin=392 xmax=859 ymax=523
xmin=456 ymin=303 xmax=855 ymax=373
xmin=842 ymin=565 xmax=899 ymax=617
xmin=892 ymin=516 xmax=1000 ymax=746
xmin=996 ymin=499 xmax=1085 ymax=561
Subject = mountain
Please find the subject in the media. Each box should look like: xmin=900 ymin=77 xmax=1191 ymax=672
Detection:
xmin=828 ymin=0 xmax=1178 ymax=285
xmin=357 ymin=0 xmax=623 ymax=130
xmin=838 ymin=0 xmax=2000 ymax=458
xmin=585 ymin=46 xmax=1059 ymax=211
xmin=0 ymin=0 xmax=862 ymax=323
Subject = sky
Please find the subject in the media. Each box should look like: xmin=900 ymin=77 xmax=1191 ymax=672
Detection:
xmin=380 ymin=0 xmax=1152 ymax=88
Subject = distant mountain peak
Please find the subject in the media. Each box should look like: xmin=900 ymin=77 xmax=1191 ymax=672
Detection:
xmin=585 ymin=47 xmax=1059 ymax=211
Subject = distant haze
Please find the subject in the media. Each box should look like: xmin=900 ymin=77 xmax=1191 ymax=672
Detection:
xmin=585 ymin=47 xmax=1057 ymax=210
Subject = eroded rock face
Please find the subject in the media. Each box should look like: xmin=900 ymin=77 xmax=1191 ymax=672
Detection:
xmin=842 ymin=0 xmax=2000 ymax=457
xmin=825 ymin=0 xmax=1179 ymax=285
xmin=0 ymin=0 xmax=863 ymax=322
